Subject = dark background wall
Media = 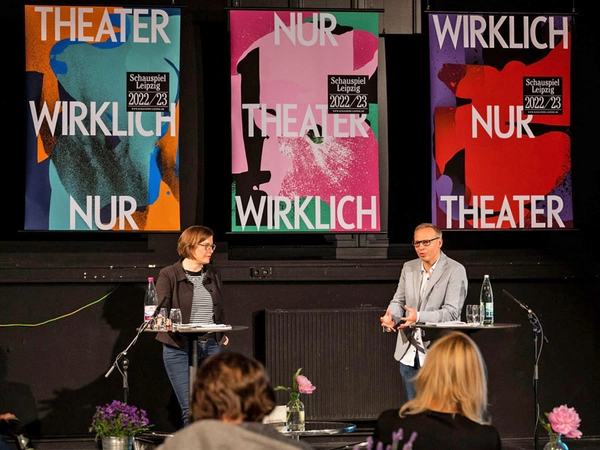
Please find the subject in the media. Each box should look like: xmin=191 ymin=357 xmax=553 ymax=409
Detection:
xmin=1 ymin=0 xmax=598 ymax=444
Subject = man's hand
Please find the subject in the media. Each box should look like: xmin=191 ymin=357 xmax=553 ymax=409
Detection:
xmin=380 ymin=310 xmax=397 ymax=332
xmin=398 ymin=305 xmax=418 ymax=329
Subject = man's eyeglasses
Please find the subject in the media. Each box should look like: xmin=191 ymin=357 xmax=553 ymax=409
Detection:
xmin=198 ymin=243 xmax=217 ymax=251
xmin=412 ymin=237 xmax=440 ymax=247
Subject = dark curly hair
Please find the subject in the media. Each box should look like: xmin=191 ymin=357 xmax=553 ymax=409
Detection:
xmin=191 ymin=352 xmax=276 ymax=423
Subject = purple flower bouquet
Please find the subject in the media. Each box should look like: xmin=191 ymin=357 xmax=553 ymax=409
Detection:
xmin=89 ymin=400 xmax=152 ymax=440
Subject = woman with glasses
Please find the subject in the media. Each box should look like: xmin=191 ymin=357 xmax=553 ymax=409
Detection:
xmin=155 ymin=225 xmax=228 ymax=427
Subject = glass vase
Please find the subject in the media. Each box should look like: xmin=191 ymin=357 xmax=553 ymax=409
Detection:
xmin=101 ymin=436 xmax=133 ymax=450
xmin=286 ymin=398 xmax=305 ymax=432
xmin=543 ymin=433 xmax=569 ymax=450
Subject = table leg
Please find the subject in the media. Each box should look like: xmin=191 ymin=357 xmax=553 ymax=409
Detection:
xmin=188 ymin=336 xmax=198 ymax=424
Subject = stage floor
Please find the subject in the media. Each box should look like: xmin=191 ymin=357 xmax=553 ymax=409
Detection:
xmin=11 ymin=434 xmax=599 ymax=450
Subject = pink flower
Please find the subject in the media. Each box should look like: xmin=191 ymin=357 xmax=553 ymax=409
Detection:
xmin=297 ymin=375 xmax=316 ymax=394
xmin=548 ymin=405 xmax=582 ymax=439
xmin=274 ymin=368 xmax=316 ymax=401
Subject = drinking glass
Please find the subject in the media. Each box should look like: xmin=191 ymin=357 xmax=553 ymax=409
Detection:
xmin=466 ymin=304 xmax=482 ymax=324
xmin=155 ymin=307 xmax=168 ymax=330
xmin=169 ymin=308 xmax=182 ymax=330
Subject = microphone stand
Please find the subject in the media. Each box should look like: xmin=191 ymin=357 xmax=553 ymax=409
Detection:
xmin=104 ymin=290 xmax=167 ymax=402
xmin=104 ymin=318 xmax=151 ymax=402
xmin=122 ymin=358 xmax=129 ymax=404
xmin=503 ymin=290 xmax=548 ymax=450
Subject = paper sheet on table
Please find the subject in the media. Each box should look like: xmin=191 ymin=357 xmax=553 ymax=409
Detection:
xmin=178 ymin=323 xmax=232 ymax=330
xmin=423 ymin=321 xmax=479 ymax=327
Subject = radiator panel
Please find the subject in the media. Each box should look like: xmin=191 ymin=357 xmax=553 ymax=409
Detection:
xmin=255 ymin=308 xmax=404 ymax=421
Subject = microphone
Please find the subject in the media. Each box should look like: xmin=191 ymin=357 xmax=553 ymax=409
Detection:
xmin=150 ymin=292 xmax=169 ymax=321
xmin=146 ymin=292 xmax=171 ymax=332
xmin=138 ymin=291 xmax=168 ymax=335
xmin=504 ymin=289 xmax=548 ymax=343
xmin=105 ymin=292 xmax=168 ymax=378
xmin=503 ymin=289 xmax=532 ymax=314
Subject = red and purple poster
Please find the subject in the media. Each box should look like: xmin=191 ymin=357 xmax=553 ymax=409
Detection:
xmin=24 ymin=5 xmax=181 ymax=231
xmin=230 ymin=10 xmax=380 ymax=232
xmin=429 ymin=13 xmax=572 ymax=229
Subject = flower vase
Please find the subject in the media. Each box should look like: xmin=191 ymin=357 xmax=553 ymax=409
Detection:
xmin=543 ymin=433 xmax=569 ymax=450
xmin=286 ymin=397 xmax=305 ymax=432
xmin=100 ymin=436 xmax=133 ymax=450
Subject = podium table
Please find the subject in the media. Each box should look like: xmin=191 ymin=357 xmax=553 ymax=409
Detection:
xmin=413 ymin=322 xmax=520 ymax=335
xmin=145 ymin=325 xmax=249 ymax=419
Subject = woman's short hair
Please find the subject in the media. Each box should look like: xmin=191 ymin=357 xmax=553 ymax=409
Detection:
xmin=191 ymin=352 xmax=275 ymax=422
xmin=177 ymin=225 xmax=214 ymax=259
xmin=400 ymin=331 xmax=490 ymax=424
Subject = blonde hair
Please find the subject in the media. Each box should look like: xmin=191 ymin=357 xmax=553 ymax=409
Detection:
xmin=399 ymin=331 xmax=490 ymax=424
xmin=177 ymin=225 xmax=214 ymax=259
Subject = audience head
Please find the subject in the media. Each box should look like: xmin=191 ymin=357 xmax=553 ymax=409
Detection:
xmin=177 ymin=225 xmax=214 ymax=259
xmin=400 ymin=331 xmax=490 ymax=424
xmin=413 ymin=222 xmax=442 ymax=239
xmin=191 ymin=352 xmax=275 ymax=423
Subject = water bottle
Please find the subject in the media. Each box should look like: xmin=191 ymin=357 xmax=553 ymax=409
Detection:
xmin=480 ymin=274 xmax=494 ymax=325
xmin=144 ymin=277 xmax=158 ymax=323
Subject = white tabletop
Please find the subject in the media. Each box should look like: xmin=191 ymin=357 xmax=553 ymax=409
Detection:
xmin=276 ymin=421 xmax=356 ymax=436
xmin=413 ymin=322 xmax=520 ymax=330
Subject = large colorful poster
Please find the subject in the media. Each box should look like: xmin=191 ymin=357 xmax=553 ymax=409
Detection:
xmin=429 ymin=13 xmax=572 ymax=229
xmin=24 ymin=5 xmax=181 ymax=231
xmin=230 ymin=10 xmax=380 ymax=233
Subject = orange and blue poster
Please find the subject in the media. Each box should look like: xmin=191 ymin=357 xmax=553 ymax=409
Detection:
xmin=429 ymin=13 xmax=572 ymax=229
xmin=230 ymin=10 xmax=380 ymax=232
xmin=24 ymin=5 xmax=181 ymax=230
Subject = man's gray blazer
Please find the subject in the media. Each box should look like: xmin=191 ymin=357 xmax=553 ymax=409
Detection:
xmin=388 ymin=251 xmax=468 ymax=361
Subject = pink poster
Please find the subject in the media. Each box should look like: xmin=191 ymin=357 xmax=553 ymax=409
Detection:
xmin=230 ymin=10 xmax=380 ymax=232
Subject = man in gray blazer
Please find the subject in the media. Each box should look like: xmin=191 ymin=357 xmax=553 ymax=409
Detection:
xmin=380 ymin=223 xmax=468 ymax=400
